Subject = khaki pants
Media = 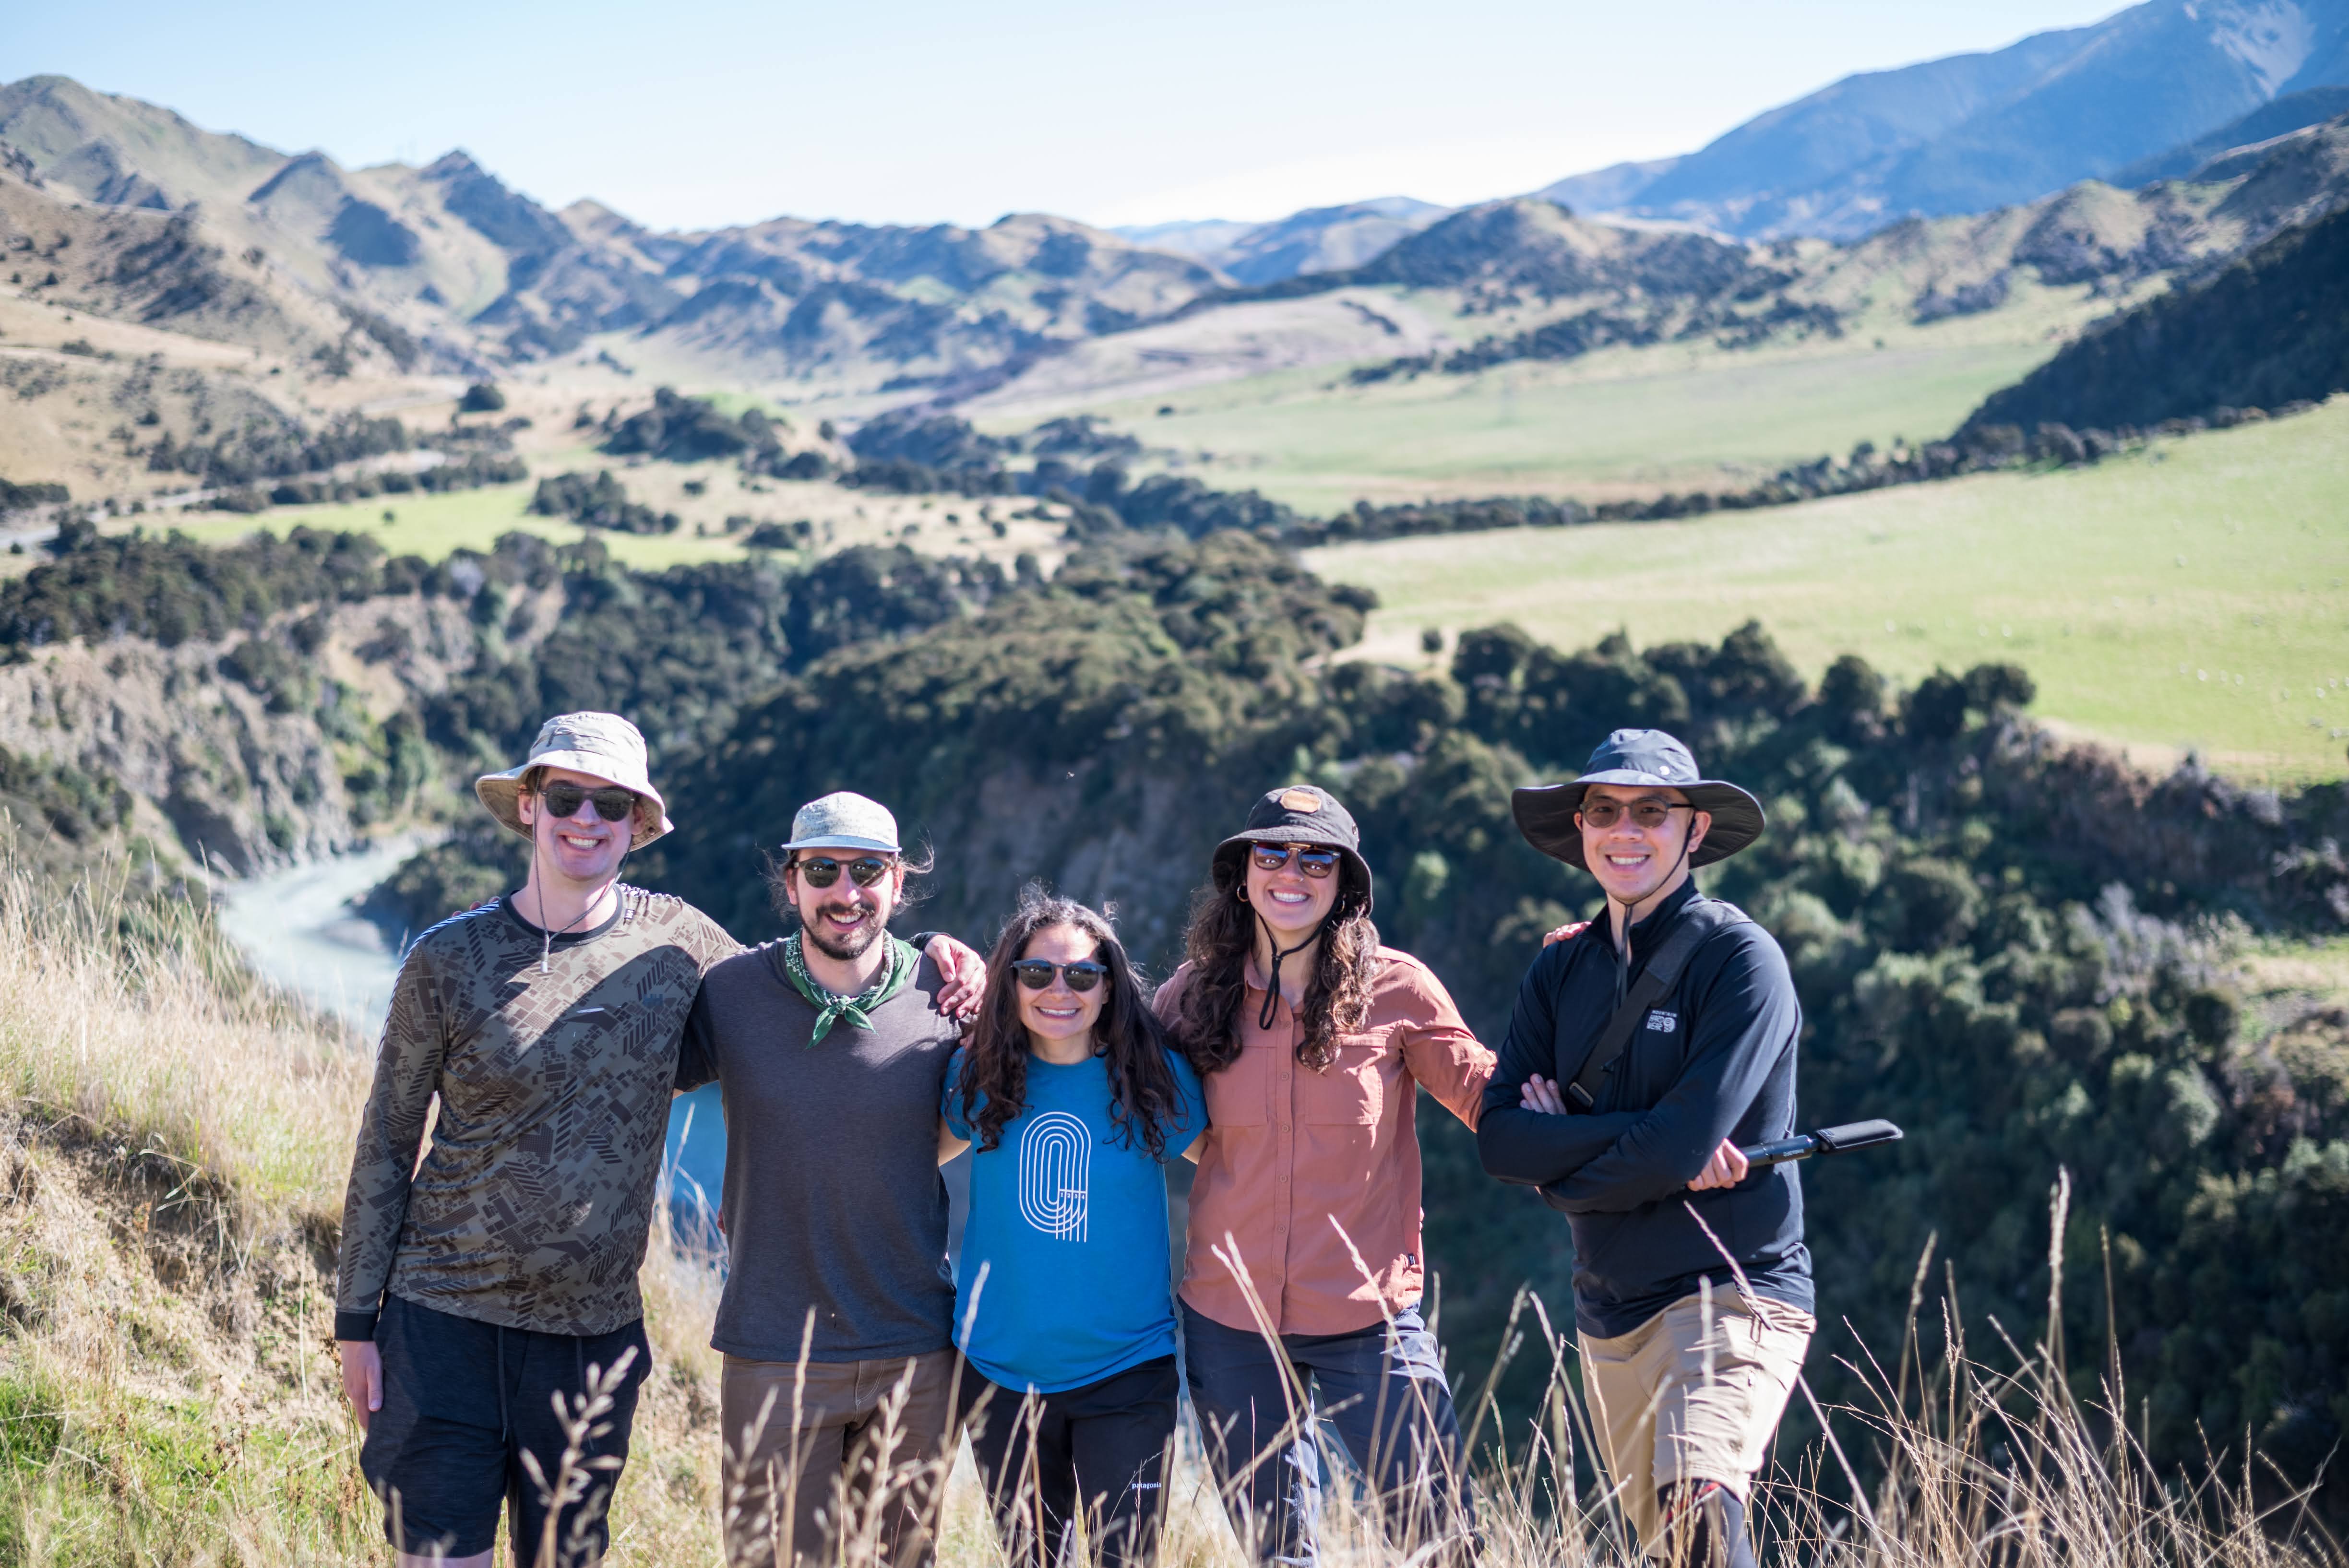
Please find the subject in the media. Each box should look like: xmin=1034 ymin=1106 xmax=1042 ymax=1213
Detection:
xmin=720 ymin=1349 xmax=960 ymax=1568
xmin=1578 ymin=1289 xmax=1812 ymax=1558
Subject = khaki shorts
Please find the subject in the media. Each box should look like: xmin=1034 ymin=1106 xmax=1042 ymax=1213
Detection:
xmin=1578 ymin=1288 xmax=1813 ymax=1556
xmin=719 ymin=1349 xmax=960 ymax=1568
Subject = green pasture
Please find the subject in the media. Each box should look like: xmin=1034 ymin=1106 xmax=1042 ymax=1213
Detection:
xmin=1054 ymin=333 xmax=2056 ymax=514
xmin=157 ymin=483 xmax=763 ymax=571
xmin=1303 ymin=399 xmax=2349 ymax=783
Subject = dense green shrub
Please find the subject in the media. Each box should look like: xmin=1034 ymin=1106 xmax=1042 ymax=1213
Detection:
xmin=528 ymin=471 xmax=679 ymax=535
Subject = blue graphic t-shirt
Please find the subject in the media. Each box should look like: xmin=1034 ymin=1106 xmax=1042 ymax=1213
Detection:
xmin=942 ymin=1046 xmax=1205 ymax=1393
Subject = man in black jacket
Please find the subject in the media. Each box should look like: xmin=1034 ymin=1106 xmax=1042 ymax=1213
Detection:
xmin=1478 ymin=730 xmax=1811 ymax=1568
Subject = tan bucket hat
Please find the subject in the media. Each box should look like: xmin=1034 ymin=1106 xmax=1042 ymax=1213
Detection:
xmin=475 ymin=712 xmax=674 ymax=852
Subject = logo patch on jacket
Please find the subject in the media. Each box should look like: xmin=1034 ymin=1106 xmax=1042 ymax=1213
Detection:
xmin=1645 ymin=1009 xmax=1680 ymax=1033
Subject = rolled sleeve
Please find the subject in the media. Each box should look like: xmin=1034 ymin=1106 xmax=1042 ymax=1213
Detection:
xmin=1394 ymin=959 xmax=1494 ymax=1128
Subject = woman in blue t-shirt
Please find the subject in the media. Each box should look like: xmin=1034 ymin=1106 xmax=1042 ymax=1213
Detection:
xmin=941 ymin=888 xmax=1206 ymax=1568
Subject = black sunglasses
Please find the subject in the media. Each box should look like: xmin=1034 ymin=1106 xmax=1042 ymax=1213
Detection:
xmin=1579 ymin=799 xmax=1695 ymax=830
xmin=535 ymin=781 xmax=639 ymax=823
xmin=790 ymin=855 xmax=897 ymax=889
xmin=1250 ymin=843 xmax=1340 ymax=878
xmin=1010 ymin=959 xmax=1109 ymax=993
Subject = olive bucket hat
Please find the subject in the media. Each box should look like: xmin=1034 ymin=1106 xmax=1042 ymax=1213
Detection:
xmin=475 ymin=711 xmax=674 ymax=852
xmin=1512 ymin=728 xmax=1764 ymax=871
xmin=1211 ymin=783 xmax=1373 ymax=916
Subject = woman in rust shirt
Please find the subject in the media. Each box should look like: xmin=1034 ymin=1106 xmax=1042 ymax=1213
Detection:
xmin=1155 ymin=784 xmax=1492 ymax=1567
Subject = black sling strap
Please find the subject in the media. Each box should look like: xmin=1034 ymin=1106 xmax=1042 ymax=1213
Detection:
xmin=1556 ymin=900 xmax=1748 ymax=1110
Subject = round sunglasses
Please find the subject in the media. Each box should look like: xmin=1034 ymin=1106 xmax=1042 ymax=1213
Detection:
xmin=789 ymin=854 xmax=897 ymax=889
xmin=535 ymin=781 xmax=639 ymax=823
xmin=1010 ymin=959 xmax=1109 ymax=993
xmin=1250 ymin=843 xmax=1340 ymax=878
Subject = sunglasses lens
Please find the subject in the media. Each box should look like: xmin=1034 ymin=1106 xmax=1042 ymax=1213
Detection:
xmin=538 ymin=783 xmax=636 ymax=822
xmin=1063 ymin=963 xmax=1106 ymax=993
xmin=1253 ymin=844 xmax=1339 ymax=878
xmin=794 ymin=855 xmax=895 ymax=889
xmin=1012 ymin=962 xmax=1055 ymax=990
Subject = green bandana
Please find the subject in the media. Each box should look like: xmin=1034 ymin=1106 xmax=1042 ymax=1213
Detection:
xmin=780 ymin=931 xmax=917 ymax=1044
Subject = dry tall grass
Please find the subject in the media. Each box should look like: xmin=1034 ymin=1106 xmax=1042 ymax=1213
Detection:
xmin=0 ymin=856 xmax=2335 ymax=1566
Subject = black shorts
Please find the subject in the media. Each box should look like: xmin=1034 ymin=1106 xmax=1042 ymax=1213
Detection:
xmin=360 ymin=1293 xmax=652 ymax=1560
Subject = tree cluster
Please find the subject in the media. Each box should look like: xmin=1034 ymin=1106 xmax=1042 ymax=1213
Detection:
xmin=600 ymin=386 xmax=786 ymax=463
xmin=0 ymin=478 xmax=70 ymax=513
xmin=528 ymin=471 xmax=680 ymax=535
xmin=246 ymin=452 xmax=526 ymax=512
xmin=145 ymin=412 xmax=413 ymax=488
xmin=1965 ymin=202 xmax=2349 ymax=433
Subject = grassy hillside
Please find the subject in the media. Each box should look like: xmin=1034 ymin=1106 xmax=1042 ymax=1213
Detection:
xmin=1303 ymin=397 xmax=2349 ymax=782
xmin=993 ymin=321 xmax=2061 ymax=513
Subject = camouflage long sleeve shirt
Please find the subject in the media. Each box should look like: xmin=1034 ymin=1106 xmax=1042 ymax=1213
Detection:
xmin=334 ymin=888 xmax=740 ymax=1340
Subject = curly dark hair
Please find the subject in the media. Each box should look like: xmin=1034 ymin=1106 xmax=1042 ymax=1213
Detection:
xmin=1169 ymin=851 xmax=1381 ymax=1071
xmin=954 ymin=886 xmax=1191 ymax=1159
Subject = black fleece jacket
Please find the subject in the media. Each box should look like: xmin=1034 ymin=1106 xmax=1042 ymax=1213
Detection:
xmin=1477 ymin=879 xmax=1812 ymax=1337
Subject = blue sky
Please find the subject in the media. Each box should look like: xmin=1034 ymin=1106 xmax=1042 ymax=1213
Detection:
xmin=6 ymin=1 xmax=2132 ymax=231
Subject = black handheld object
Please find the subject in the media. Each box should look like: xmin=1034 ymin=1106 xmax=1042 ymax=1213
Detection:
xmin=1740 ymin=1118 xmax=1903 ymax=1167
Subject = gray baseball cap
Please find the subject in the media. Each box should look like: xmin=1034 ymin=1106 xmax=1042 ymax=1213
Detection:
xmin=780 ymin=791 xmax=901 ymax=855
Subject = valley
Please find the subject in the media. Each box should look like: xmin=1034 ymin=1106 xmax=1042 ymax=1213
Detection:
xmin=1305 ymin=396 xmax=2349 ymax=782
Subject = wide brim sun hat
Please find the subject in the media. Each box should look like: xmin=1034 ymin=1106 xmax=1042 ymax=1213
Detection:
xmin=476 ymin=711 xmax=674 ymax=852
xmin=1211 ymin=784 xmax=1374 ymax=916
xmin=1512 ymin=728 xmax=1764 ymax=871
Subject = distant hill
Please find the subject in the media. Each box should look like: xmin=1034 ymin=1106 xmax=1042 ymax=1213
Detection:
xmin=1114 ymin=197 xmax=1452 ymax=284
xmin=2111 ymin=84 xmax=2349 ymax=184
xmin=1530 ymin=157 xmax=1683 ymax=214
xmin=1535 ymin=0 xmax=2349 ymax=238
xmin=1961 ymin=198 xmax=2349 ymax=432
xmin=0 ymin=74 xmax=1222 ymax=395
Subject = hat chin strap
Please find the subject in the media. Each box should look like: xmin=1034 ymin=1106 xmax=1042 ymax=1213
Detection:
xmin=525 ymin=813 xmax=629 ymax=974
xmin=1609 ymin=820 xmax=1697 ymax=956
xmin=1242 ymin=882 xmax=1332 ymax=1033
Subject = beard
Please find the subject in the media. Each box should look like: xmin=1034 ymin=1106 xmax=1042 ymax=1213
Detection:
xmin=803 ymin=902 xmax=884 ymax=961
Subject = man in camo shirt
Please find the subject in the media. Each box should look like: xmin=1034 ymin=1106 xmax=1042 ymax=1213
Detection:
xmin=332 ymin=713 xmax=976 ymax=1566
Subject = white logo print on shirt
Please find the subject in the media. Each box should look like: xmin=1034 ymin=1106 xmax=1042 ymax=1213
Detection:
xmin=1017 ymin=1111 xmax=1091 ymax=1242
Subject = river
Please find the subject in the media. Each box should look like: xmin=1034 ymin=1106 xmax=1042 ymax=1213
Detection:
xmin=217 ymin=843 xmax=729 ymax=1221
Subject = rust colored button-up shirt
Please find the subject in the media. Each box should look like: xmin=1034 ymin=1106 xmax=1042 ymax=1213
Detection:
xmin=1155 ymin=948 xmax=1494 ymax=1337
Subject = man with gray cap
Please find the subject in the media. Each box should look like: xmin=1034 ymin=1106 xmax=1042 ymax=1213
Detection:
xmin=673 ymin=791 xmax=971 ymax=1568
xmin=1476 ymin=730 xmax=1810 ymax=1568
xmin=333 ymin=721 xmax=977 ymax=1567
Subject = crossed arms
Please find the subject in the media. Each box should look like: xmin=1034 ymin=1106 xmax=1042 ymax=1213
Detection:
xmin=1474 ymin=935 xmax=1795 ymax=1210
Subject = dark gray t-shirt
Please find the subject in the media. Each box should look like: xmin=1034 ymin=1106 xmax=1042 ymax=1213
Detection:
xmin=675 ymin=941 xmax=960 ymax=1363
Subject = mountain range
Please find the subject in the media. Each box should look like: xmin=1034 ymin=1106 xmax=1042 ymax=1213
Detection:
xmin=5 ymin=0 xmax=2349 ymax=427
xmin=1552 ymin=0 xmax=2349 ymax=237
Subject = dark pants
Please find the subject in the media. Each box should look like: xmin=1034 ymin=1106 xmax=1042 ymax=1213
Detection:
xmin=959 ymin=1355 xmax=1179 ymax=1568
xmin=1181 ymin=1301 xmax=1475 ymax=1567
xmin=361 ymin=1293 xmax=651 ymax=1563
